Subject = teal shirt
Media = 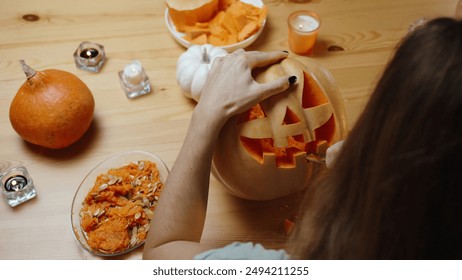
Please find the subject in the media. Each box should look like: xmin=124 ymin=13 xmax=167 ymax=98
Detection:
xmin=194 ymin=242 xmax=289 ymax=260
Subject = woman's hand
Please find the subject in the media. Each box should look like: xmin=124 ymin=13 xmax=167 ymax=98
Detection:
xmin=196 ymin=49 xmax=296 ymax=126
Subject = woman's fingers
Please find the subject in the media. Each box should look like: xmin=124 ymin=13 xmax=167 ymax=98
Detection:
xmin=245 ymin=50 xmax=289 ymax=68
xmin=253 ymin=75 xmax=297 ymax=102
xmin=222 ymin=49 xmax=294 ymax=100
xmin=216 ymin=50 xmax=289 ymax=75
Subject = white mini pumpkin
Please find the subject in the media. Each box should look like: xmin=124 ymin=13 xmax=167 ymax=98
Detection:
xmin=176 ymin=44 xmax=228 ymax=102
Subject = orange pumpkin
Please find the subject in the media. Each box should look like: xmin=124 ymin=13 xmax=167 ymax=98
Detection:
xmin=9 ymin=60 xmax=95 ymax=149
xmin=212 ymin=57 xmax=347 ymax=200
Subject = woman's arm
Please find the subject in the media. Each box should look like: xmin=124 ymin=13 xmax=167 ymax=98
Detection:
xmin=143 ymin=50 xmax=295 ymax=259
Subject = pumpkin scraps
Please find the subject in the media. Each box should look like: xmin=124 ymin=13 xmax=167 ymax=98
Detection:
xmin=174 ymin=0 xmax=267 ymax=46
xmin=79 ymin=160 xmax=164 ymax=254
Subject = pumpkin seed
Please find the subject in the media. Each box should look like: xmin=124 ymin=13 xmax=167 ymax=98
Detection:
xmin=151 ymin=182 xmax=159 ymax=192
xmin=107 ymin=175 xmax=119 ymax=185
xmin=143 ymin=197 xmax=150 ymax=208
xmin=130 ymin=227 xmax=139 ymax=246
xmin=98 ymin=183 xmax=108 ymax=191
xmin=144 ymin=208 xmax=154 ymax=220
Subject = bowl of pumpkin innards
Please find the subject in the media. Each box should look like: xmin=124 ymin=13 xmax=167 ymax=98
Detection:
xmin=165 ymin=0 xmax=267 ymax=52
xmin=71 ymin=151 xmax=169 ymax=257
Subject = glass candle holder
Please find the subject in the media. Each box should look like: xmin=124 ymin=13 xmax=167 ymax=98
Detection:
xmin=73 ymin=41 xmax=106 ymax=72
xmin=288 ymin=11 xmax=321 ymax=55
xmin=0 ymin=162 xmax=37 ymax=207
xmin=118 ymin=60 xmax=152 ymax=99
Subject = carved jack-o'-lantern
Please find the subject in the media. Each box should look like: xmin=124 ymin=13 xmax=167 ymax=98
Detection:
xmin=212 ymin=57 xmax=347 ymax=200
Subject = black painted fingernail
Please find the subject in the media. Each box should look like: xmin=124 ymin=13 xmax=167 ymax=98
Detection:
xmin=283 ymin=50 xmax=289 ymax=53
xmin=289 ymin=76 xmax=297 ymax=85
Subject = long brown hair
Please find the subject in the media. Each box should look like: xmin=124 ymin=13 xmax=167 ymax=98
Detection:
xmin=288 ymin=17 xmax=462 ymax=259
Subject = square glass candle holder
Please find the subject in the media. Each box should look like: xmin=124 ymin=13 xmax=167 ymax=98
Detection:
xmin=73 ymin=41 xmax=106 ymax=72
xmin=118 ymin=60 xmax=152 ymax=99
xmin=0 ymin=163 xmax=37 ymax=207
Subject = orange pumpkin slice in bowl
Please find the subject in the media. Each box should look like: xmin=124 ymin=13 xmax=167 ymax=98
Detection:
xmin=166 ymin=0 xmax=219 ymax=32
xmin=165 ymin=0 xmax=267 ymax=51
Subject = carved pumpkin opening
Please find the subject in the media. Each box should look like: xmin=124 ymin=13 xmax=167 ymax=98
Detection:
xmin=302 ymin=71 xmax=329 ymax=108
xmin=238 ymin=70 xmax=336 ymax=168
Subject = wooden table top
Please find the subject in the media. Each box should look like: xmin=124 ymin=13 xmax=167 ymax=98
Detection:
xmin=0 ymin=0 xmax=458 ymax=259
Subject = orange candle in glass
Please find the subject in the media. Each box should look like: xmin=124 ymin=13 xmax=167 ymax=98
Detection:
xmin=288 ymin=11 xmax=321 ymax=55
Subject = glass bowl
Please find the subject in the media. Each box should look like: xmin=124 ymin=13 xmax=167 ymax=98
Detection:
xmin=165 ymin=0 xmax=266 ymax=52
xmin=71 ymin=150 xmax=169 ymax=257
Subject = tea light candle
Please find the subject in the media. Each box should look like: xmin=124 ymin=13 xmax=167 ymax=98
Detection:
xmin=73 ymin=41 xmax=106 ymax=72
xmin=80 ymin=48 xmax=99 ymax=59
xmin=118 ymin=60 xmax=152 ymax=99
xmin=4 ymin=175 xmax=27 ymax=192
xmin=123 ymin=61 xmax=144 ymax=85
xmin=292 ymin=15 xmax=319 ymax=32
xmin=288 ymin=11 xmax=321 ymax=55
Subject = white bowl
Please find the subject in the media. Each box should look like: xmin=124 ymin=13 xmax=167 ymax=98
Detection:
xmin=165 ymin=0 xmax=266 ymax=52
xmin=70 ymin=150 xmax=169 ymax=257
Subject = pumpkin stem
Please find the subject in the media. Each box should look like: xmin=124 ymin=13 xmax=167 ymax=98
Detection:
xmin=19 ymin=59 xmax=37 ymax=80
xmin=202 ymin=47 xmax=210 ymax=64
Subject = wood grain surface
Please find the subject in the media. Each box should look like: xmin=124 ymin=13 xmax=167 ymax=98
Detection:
xmin=0 ymin=0 xmax=458 ymax=259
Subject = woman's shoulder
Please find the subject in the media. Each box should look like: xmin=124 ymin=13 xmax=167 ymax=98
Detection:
xmin=193 ymin=242 xmax=289 ymax=260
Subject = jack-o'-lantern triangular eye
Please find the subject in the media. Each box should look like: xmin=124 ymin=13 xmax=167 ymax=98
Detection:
xmin=302 ymin=71 xmax=329 ymax=108
xmin=283 ymin=107 xmax=301 ymax=125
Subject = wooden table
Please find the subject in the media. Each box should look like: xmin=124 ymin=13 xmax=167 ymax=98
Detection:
xmin=0 ymin=0 xmax=457 ymax=260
